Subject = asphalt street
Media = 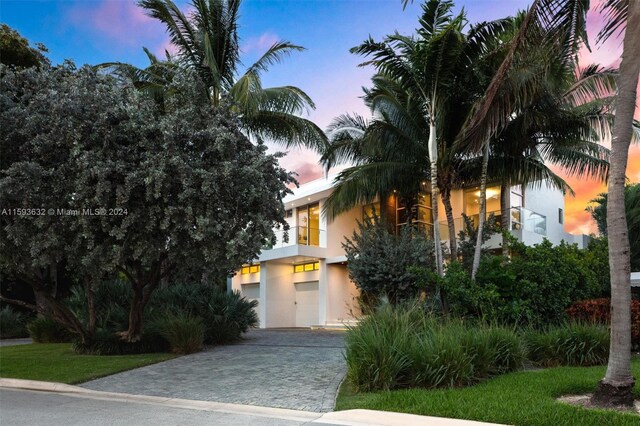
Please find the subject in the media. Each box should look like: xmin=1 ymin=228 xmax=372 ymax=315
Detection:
xmin=0 ymin=388 xmax=340 ymax=426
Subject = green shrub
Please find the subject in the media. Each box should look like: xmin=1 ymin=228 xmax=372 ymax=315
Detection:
xmin=0 ymin=306 xmax=29 ymax=339
xmin=344 ymin=302 xmax=525 ymax=392
xmin=67 ymin=281 xmax=258 ymax=352
xmin=72 ymin=328 xmax=169 ymax=355
xmin=150 ymin=284 xmax=258 ymax=345
xmin=27 ymin=317 xmax=70 ymax=343
xmin=408 ymin=325 xmax=476 ymax=388
xmin=460 ymin=239 xmax=603 ymax=327
xmin=158 ymin=314 xmax=204 ymax=354
xmin=344 ymin=302 xmax=414 ymax=391
xmin=343 ymin=216 xmax=436 ymax=303
xmin=524 ymin=323 xmax=609 ymax=367
xmin=482 ymin=327 xmax=526 ymax=374
xmin=66 ymin=279 xmax=131 ymax=332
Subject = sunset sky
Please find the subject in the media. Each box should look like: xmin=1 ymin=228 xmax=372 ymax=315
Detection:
xmin=2 ymin=0 xmax=638 ymax=235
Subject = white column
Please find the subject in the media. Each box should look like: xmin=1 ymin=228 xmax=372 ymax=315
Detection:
xmin=259 ymin=262 xmax=268 ymax=329
xmin=318 ymin=259 xmax=328 ymax=326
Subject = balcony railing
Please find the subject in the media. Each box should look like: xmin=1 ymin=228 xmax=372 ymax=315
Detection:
xmin=264 ymin=226 xmax=325 ymax=249
xmin=512 ymin=206 xmax=546 ymax=236
xmin=438 ymin=207 xmax=546 ymax=241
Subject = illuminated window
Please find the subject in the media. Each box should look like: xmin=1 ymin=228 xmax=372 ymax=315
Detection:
xmin=363 ymin=202 xmax=381 ymax=220
xmin=293 ymin=261 xmax=320 ymax=273
xmin=241 ymin=264 xmax=260 ymax=274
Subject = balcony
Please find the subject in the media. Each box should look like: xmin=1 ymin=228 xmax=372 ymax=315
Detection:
xmin=438 ymin=207 xmax=546 ymax=241
xmin=264 ymin=226 xmax=325 ymax=249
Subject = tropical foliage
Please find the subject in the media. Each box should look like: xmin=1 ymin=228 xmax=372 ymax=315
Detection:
xmin=101 ymin=0 xmax=326 ymax=150
xmin=587 ymin=183 xmax=640 ymax=270
xmin=0 ymin=62 xmax=290 ymax=343
xmin=343 ymin=216 xmax=436 ymax=304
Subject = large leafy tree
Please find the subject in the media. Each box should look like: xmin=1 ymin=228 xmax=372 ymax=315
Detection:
xmin=0 ymin=64 xmax=293 ymax=342
xmin=103 ymin=0 xmax=326 ymax=150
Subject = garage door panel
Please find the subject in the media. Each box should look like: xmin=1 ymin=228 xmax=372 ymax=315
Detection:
xmin=241 ymin=283 xmax=260 ymax=304
xmin=295 ymin=281 xmax=319 ymax=327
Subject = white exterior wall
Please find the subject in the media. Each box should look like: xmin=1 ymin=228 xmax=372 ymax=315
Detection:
xmin=524 ymin=182 xmax=587 ymax=248
xmin=326 ymin=263 xmax=360 ymax=324
xmin=262 ymin=261 xmax=298 ymax=328
xmin=326 ymin=205 xmax=362 ymax=257
xmin=230 ymin=270 xmax=261 ymax=324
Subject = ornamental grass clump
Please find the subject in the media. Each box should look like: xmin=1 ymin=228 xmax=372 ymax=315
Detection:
xmin=344 ymin=302 xmax=525 ymax=391
xmin=524 ymin=322 xmax=609 ymax=367
xmin=27 ymin=317 xmax=70 ymax=343
xmin=344 ymin=302 xmax=414 ymax=391
xmin=158 ymin=314 xmax=204 ymax=355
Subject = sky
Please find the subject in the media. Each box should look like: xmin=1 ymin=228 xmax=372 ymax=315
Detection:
xmin=1 ymin=0 xmax=638 ymax=235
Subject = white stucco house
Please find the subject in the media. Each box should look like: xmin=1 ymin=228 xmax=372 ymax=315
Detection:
xmin=229 ymin=175 xmax=589 ymax=329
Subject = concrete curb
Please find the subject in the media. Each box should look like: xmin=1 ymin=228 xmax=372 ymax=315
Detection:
xmin=0 ymin=378 xmax=505 ymax=426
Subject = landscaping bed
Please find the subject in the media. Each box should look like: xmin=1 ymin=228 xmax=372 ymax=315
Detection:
xmin=336 ymin=358 xmax=640 ymax=426
xmin=0 ymin=343 xmax=174 ymax=384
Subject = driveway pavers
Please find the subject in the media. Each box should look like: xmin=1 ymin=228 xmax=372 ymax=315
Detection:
xmin=80 ymin=329 xmax=346 ymax=412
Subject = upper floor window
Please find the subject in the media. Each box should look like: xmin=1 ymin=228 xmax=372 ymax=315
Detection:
xmin=558 ymin=208 xmax=564 ymax=224
xmin=297 ymin=202 xmax=320 ymax=246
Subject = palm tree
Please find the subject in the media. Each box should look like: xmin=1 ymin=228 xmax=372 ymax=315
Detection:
xmin=475 ymin=62 xmax=614 ymax=258
xmin=589 ymin=0 xmax=640 ymax=405
xmin=350 ymin=0 xmax=512 ymax=274
xmin=105 ymin=0 xmax=325 ymax=150
xmin=588 ymin=183 xmax=640 ymax=271
xmin=463 ymin=0 xmax=617 ymax=278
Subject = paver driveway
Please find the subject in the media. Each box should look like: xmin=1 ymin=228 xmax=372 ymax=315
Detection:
xmin=81 ymin=329 xmax=346 ymax=412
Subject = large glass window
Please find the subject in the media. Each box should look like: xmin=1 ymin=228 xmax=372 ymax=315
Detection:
xmin=463 ymin=186 xmax=501 ymax=227
xmin=297 ymin=203 xmax=320 ymax=246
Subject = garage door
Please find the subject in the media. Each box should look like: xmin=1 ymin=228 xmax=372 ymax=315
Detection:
xmin=241 ymin=283 xmax=260 ymax=305
xmin=295 ymin=281 xmax=319 ymax=327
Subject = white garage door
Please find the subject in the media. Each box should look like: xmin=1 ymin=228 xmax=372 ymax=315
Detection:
xmin=295 ymin=281 xmax=319 ymax=327
xmin=241 ymin=283 xmax=260 ymax=305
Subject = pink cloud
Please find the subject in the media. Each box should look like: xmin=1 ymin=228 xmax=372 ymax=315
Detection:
xmin=155 ymin=37 xmax=179 ymax=58
xmin=66 ymin=2 xmax=162 ymax=46
xmin=65 ymin=0 xmax=181 ymax=57
xmin=241 ymin=32 xmax=280 ymax=54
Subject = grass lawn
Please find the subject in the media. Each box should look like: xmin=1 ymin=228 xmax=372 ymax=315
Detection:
xmin=0 ymin=343 xmax=175 ymax=384
xmin=336 ymin=357 xmax=640 ymax=426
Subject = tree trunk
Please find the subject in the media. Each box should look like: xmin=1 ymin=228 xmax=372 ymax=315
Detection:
xmin=85 ymin=276 xmax=96 ymax=335
xmin=472 ymin=142 xmax=490 ymax=280
xmin=32 ymin=285 xmax=88 ymax=343
xmin=428 ymin=121 xmax=443 ymax=278
xmin=500 ymin=181 xmax=510 ymax=257
xmin=125 ymin=284 xmax=146 ymax=343
xmin=441 ymin=186 xmax=458 ymax=261
xmin=591 ymin=1 xmax=640 ymax=408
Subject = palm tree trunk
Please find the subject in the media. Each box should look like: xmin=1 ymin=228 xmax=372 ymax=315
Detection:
xmin=441 ymin=186 xmax=457 ymax=260
xmin=500 ymin=181 xmax=510 ymax=257
xmin=591 ymin=0 xmax=640 ymax=408
xmin=428 ymin=121 xmax=444 ymax=277
xmin=471 ymin=142 xmax=490 ymax=280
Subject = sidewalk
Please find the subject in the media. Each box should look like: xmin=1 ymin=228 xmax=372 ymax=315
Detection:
xmin=0 ymin=378 xmax=505 ymax=426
